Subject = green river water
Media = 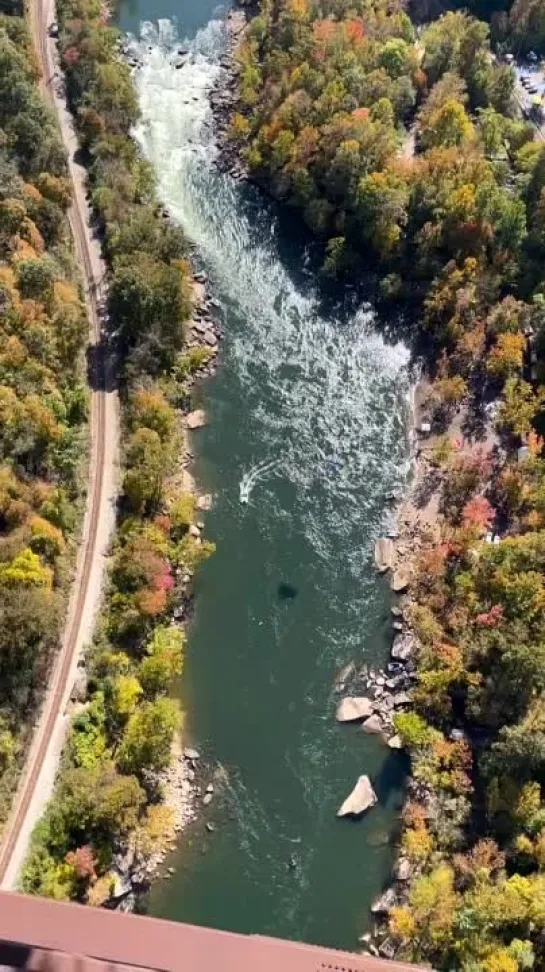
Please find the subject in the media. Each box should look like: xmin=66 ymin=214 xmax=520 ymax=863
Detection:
xmin=116 ymin=0 xmax=411 ymax=949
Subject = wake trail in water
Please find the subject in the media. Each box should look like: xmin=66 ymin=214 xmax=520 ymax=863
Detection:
xmin=239 ymin=459 xmax=278 ymax=504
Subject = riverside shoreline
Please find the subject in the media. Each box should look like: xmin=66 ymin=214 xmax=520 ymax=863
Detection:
xmin=109 ymin=267 xmax=224 ymax=909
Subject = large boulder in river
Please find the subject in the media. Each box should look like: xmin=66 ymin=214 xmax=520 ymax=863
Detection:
xmin=337 ymin=775 xmax=377 ymax=817
xmin=374 ymin=538 xmax=394 ymax=573
xmin=336 ymin=697 xmax=373 ymax=723
xmin=185 ymin=409 xmax=208 ymax=430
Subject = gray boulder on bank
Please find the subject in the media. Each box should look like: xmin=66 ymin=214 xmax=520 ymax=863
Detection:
xmin=184 ymin=747 xmax=200 ymax=760
xmin=371 ymin=886 xmax=397 ymax=914
xmin=391 ymin=567 xmax=410 ymax=593
xmin=395 ymin=857 xmax=412 ymax=881
xmin=336 ymin=697 xmax=373 ymax=722
xmin=391 ymin=633 xmax=414 ymax=661
xmin=337 ymin=775 xmax=377 ymax=817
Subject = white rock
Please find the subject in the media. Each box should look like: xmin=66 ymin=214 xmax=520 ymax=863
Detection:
xmin=337 ymin=775 xmax=377 ymax=817
xmin=186 ymin=409 xmax=208 ymax=430
xmin=189 ymin=524 xmax=201 ymax=538
xmin=387 ymin=734 xmax=403 ymax=749
xmin=361 ymin=714 xmax=384 ymax=734
xmin=336 ymin=697 xmax=373 ymax=722
xmin=197 ymin=493 xmax=213 ymax=511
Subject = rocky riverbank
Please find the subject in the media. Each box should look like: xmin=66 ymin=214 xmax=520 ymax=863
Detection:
xmin=347 ymin=381 xmax=498 ymax=960
xmin=328 ymin=384 xmax=433 ymax=958
xmin=210 ymin=8 xmax=250 ymax=181
xmin=101 ymin=269 xmax=224 ymax=910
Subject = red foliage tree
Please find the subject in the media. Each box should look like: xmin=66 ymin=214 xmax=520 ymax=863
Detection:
xmin=65 ymin=845 xmax=96 ymax=881
xmin=462 ymin=495 xmax=495 ymax=535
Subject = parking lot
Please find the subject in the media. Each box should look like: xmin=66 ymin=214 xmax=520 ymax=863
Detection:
xmin=511 ymin=53 xmax=545 ymax=124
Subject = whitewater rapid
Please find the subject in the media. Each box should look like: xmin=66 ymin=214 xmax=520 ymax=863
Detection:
xmin=133 ymin=18 xmax=410 ymax=563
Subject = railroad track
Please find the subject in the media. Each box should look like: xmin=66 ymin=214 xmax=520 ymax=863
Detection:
xmin=0 ymin=0 xmax=113 ymax=884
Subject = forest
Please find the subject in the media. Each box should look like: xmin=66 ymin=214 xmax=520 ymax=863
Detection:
xmin=0 ymin=14 xmax=88 ymax=828
xmin=0 ymin=0 xmax=212 ymax=903
xmin=228 ymin=0 xmax=545 ymax=968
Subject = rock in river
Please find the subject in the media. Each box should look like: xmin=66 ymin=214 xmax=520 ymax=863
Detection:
xmin=387 ymin=734 xmax=403 ymax=750
xmin=361 ymin=714 xmax=384 ymax=734
xmin=374 ymin=537 xmax=394 ymax=573
xmin=337 ymin=775 xmax=377 ymax=817
xmin=185 ymin=409 xmax=208 ymax=430
xmin=336 ymin=697 xmax=373 ymax=722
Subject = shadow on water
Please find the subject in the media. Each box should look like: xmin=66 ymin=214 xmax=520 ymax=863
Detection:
xmin=277 ymin=582 xmax=298 ymax=601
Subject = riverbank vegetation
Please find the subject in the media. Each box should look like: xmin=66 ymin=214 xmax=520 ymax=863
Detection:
xmin=0 ymin=15 xmax=88 ymax=828
xmin=18 ymin=0 xmax=214 ymax=903
xmin=229 ymin=0 xmax=545 ymax=968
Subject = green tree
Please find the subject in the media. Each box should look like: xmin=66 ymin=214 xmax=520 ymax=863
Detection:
xmin=123 ymin=427 xmax=166 ymax=513
xmin=139 ymin=626 xmax=184 ymax=697
xmin=117 ymin=698 xmax=180 ymax=776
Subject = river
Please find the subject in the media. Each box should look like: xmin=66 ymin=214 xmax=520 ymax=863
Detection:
xmin=117 ymin=0 xmax=411 ymax=950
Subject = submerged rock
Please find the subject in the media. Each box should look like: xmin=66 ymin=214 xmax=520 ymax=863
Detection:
xmin=337 ymin=775 xmax=377 ymax=817
xmin=334 ymin=661 xmax=355 ymax=691
xmin=336 ymin=697 xmax=373 ymax=722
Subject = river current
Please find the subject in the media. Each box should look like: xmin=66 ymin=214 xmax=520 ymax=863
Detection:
xmin=118 ymin=3 xmax=410 ymax=949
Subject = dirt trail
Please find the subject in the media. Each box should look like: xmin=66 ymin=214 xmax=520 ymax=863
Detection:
xmin=0 ymin=0 xmax=119 ymax=887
